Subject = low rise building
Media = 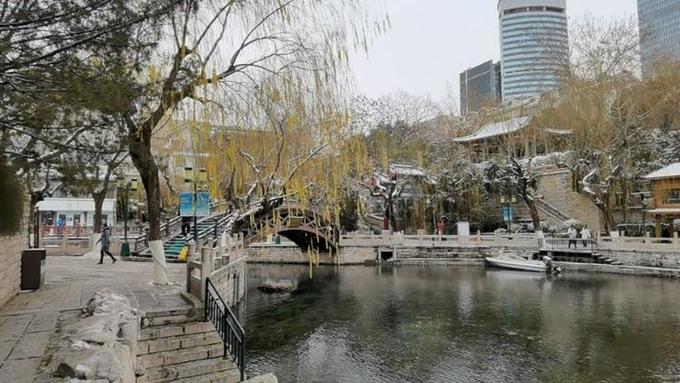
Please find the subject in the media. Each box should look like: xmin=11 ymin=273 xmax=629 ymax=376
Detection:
xmin=644 ymin=163 xmax=680 ymax=237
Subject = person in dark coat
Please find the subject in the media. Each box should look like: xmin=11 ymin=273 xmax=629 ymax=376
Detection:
xmin=97 ymin=224 xmax=116 ymax=264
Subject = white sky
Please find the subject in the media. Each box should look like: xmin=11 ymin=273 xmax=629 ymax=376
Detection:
xmin=349 ymin=0 xmax=638 ymax=107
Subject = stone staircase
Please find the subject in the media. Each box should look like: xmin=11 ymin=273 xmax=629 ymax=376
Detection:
xmin=136 ymin=308 xmax=240 ymax=383
xmin=535 ymin=198 xmax=572 ymax=227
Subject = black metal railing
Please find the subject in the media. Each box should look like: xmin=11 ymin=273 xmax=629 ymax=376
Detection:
xmin=205 ymin=277 xmax=246 ymax=382
xmin=543 ymin=238 xmax=599 ymax=252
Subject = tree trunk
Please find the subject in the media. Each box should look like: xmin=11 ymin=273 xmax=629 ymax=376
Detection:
xmin=29 ymin=192 xmax=40 ymax=248
xmin=128 ymin=125 xmax=168 ymax=285
xmin=387 ymin=197 xmax=397 ymax=232
xmin=527 ymin=199 xmax=541 ymax=232
xmin=92 ymin=192 xmax=106 ymax=233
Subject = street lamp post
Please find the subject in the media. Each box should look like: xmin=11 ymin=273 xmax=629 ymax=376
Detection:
xmin=193 ymin=180 xmax=198 ymax=243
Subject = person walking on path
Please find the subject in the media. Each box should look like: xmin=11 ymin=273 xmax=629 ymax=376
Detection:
xmin=97 ymin=224 xmax=116 ymax=264
xmin=581 ymin=225 xmax=591 ymax=248
xmin=567 ymin=226 xmax=577 ymax=249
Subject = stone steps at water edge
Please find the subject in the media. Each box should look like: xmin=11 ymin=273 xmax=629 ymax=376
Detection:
xmin=137 ymin=357 xmax=240 ymax=383
xmin=139 ymin=331 xmax=223 ymax=354
xmin=137 ymin=308 xmax=240 ymax=383
xmin=139 ymin=342 xmax=224 ymax=369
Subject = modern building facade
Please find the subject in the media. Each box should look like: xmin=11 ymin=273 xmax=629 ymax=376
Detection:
xmin=498 ymin=0 xmax=569 ymax=101
xmin=638 ymin=0 xmax=680 ymax=76
xmin=459 ymin=60 xmax=502 ymax=115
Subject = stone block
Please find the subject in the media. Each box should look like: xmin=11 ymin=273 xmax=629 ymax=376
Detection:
xmin=139 ymin=352 xmax=164 ymax=368
xmin=158 ymin=326 xmax=184 ymax=338
xmin=183 ymin=321 xmax=212 ymax=335
xmin=8 ymin=331 xmax=50 ymax=360
xmin=0 ymin=358 xmax=41 ymax=383
xmin=146 ymin=337 xmax=181 ymax=354
xmin=164 ymin=348 xmax=207 ymax=365
xmin=0 ymin=339 xmax=18 ymax=361
xmin=25 ymin=312 xmax=58 ymax=334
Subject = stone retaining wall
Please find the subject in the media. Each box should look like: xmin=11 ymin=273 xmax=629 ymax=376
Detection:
xmin=246 ymin=244 xmax=539 ymax=265
xmin=556 ymin=262 xmax=680 ymax=279
xmin=600 ymin=249 xmax=680 ymax=269
xmin=0 ymin=197 xmax=28 ymax=308
xmin=537 ymin=169 xmax=602 ymax=230
xmin=209 ymin=257 xmax=247 ymax=308
xmin=397 ymin=246 xmax=491 ymax=259
xmin=0 ymin=233 xmax=23 ymax=308
xmin=247 ymin=245 xmax=377 ymax=265
xmin=337 ymin=247 xmax=375 ymax=264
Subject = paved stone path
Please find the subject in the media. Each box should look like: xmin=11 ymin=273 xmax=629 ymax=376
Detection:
xmin=0 ymin=253 xmax=189 ymax=383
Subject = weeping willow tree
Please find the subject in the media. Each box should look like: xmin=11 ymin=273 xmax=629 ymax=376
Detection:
xmin=121 ymin=0 xmax=386 ymax=283
xmin=171 ymin=74 xmax=374 ymax=240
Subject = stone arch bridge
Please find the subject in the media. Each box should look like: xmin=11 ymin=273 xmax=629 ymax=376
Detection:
xmin=239 ymin=204 xmax=338 ymax=253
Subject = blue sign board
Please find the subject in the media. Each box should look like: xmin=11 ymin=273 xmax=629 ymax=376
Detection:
xmin=179 ymin=192 xmax=211 ymax=217
xmin=196 ymin=192 xmax=211 ymax=217
xmin=179 ymin=192 xmax=193 ymax=217
xmin=502 ymin=207 xmax=513 ymax=222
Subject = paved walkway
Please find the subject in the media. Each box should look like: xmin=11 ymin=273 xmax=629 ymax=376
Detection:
xmin=0 ymin=253 xmax=189 ymax=383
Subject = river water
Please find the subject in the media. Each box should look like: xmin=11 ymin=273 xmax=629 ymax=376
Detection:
xmin=243 ymin=264 xmax=680 ymax=383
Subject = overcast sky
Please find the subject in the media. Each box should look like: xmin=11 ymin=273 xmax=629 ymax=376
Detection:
xmin=349 ymin=0 xmax=638 ymax=107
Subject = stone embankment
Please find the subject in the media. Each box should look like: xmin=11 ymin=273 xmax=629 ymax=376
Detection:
xmin=44 ymin=290 xmax=142 ymax=382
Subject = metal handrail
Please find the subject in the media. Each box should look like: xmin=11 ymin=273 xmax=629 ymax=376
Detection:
xmin=205 ymin=277 xmax=246 ymax=382
xmin=543 ymin=238 xmax=599 ymax=252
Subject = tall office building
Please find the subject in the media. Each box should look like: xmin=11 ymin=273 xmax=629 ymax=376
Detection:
xmin=638 ymin=0 xmax=680 ymax=76
xmin=460 ymin=60 xmax=502 ymax=115
xmin=498 ymin=0 xmax=569 ymax=101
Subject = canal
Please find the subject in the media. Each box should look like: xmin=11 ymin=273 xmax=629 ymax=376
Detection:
xmin=244 ymin=264 xmax=680 ymax=383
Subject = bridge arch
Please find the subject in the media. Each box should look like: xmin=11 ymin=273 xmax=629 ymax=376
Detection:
xmin=242 ymin=204 xmax=337 ymax=252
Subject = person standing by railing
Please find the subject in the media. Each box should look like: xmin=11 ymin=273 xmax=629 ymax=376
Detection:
xmin=568 ymin=226 xmax=577 ymax=249
xmin=581 ymin=225 xmax=591 ymax=249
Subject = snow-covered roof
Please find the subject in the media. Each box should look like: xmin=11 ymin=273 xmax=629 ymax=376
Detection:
xmin=37 ymin=198 xmax=116 ymax=212
xmin=389 ymin=164 xmax=427 ymax=177
xmin=644 ymin=163 xmax=680 ymax=180
xmin=453 ymin=116 xmax=531 ymax=143
xmin=647 ymin=208 xmax=680 ymax=215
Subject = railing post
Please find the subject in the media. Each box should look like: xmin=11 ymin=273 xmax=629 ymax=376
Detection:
xmin=200 ymin=246 xmax=213 ymax=302
xmin=204 ymin=278 xmax=209 ymax=321
xmin=239 ymin=337 xmax=246 ymax=382
xmin=674 ymin=232 xmax=679 ymax=247
xmin=227 ymin=307 xmax=232 ymax=360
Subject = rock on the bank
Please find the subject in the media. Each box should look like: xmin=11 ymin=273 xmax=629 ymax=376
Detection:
xmin=49 ymin=289 xmax=142 ymax=382
xmin=258 ymin=279 xmax=297 ymax=293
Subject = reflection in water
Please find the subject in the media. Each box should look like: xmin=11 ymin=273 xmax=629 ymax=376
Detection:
xmin=245 ymin=264 xmax=680 ymax=383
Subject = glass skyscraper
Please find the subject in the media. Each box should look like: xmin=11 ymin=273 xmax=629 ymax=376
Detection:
xmin=459 ymin=60 xmax=502 ymax=115
xmin=498 ymin=0 xmax=569 ymax=101
xmin=638 ymin=0 xmax=680 ymax=76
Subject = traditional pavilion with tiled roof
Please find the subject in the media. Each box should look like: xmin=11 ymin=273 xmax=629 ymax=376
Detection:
xmin=454 ymin=116 xmax=571 ymax=162
xmin=644 ymin=163 xmax=680 ymax=237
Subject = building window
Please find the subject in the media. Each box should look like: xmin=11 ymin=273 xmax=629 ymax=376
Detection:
xmin=668 ymin=189 xmax=680 ymax=204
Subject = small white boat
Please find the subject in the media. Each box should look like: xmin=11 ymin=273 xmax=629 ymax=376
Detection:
xmin=485 ymin=256 xmax=547 ymax=273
